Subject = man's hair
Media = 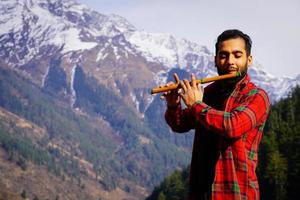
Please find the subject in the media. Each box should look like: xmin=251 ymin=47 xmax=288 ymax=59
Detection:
xmin=215 ymin=29 xmax=252 ymax=56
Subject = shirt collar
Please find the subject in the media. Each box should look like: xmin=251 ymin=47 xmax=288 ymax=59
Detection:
xmin=236 ymin=74 xmax=250 ymax=91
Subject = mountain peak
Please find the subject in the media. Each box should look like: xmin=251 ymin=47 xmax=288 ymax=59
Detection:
xmin=0 ymin=0 xmax=299 ymax=104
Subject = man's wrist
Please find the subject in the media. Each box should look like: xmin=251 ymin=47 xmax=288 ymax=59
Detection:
xmin=187 ymin=100 xmax=202 ymax=109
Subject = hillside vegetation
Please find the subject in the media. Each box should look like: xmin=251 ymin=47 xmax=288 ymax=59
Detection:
xmin=0 ymin=67 xmax=190 ymax=199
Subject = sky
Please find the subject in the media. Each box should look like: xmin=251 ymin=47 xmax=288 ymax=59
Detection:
xmin=77 ymin=0 xmax=300 ymax=77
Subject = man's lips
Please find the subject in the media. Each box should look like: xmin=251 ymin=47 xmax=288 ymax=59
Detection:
xmin=228 ymin=70 xmax=237 ymax=74
xmin=226 ymin=67 xmax=238 ymax=73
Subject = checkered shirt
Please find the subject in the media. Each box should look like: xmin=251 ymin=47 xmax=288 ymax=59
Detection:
xmin=165 ymin=75 xmax=270 ymax=200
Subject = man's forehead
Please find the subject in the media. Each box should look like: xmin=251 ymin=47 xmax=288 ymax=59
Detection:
xmin=218 ymin=38 xmax=246 ymax=52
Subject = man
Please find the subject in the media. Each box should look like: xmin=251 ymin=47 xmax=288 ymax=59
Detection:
xmin=164 ymin=29 xmax=270 ymax=200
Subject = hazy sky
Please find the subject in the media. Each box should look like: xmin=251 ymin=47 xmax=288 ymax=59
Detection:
xmin=77 ymin=0 xmax=300 ymax=77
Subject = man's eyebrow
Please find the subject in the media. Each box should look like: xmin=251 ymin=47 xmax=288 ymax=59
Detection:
xmin=232 ymin=50 xmax=244 ymax=54
xmin=218 ymin=50 xmax=244 ymax=54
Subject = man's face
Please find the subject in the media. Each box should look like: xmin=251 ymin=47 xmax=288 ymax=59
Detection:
xmin=215 ymin=37 xmax=252 ymax=77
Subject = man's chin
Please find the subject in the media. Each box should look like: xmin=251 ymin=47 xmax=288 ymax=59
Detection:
xmin=218 ymin=71 xmax=237 ymax=76
xmin=224 ymin=78 xmax=240 ymax=85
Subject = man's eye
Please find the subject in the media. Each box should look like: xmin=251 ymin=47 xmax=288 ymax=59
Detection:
xmin=234 ymin=52 xmax=243 ymax=58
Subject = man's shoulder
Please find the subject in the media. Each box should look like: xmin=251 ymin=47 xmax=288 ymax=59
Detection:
xmin=245 ymin=80 xmax=269 ymax=96
xmin=241 ymin=80 xmax=270 ymax=105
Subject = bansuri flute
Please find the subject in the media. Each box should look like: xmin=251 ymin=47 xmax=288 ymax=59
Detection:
xmin=150 ymin=72 xmax=241 ymax=94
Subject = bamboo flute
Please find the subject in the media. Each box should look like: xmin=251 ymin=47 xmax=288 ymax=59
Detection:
xmin=150 ymin=72 xmax=240 ymax=94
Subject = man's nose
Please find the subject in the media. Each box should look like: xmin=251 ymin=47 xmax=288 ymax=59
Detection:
xmin=226 ymin=54 xmax=235 ymax=65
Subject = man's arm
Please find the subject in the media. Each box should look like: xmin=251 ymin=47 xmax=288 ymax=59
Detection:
xmin=191 ymin=88 xmax=270 ymax=138
xmin=165 ymin=104 xmax=195 ymax=133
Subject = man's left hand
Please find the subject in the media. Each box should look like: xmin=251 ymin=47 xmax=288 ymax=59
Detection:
xmin=179 ymin=73 xmax=203 ymax=109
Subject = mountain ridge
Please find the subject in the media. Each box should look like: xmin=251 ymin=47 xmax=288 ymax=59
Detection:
xmin=1 ymin=0 xmax=299 ymax=106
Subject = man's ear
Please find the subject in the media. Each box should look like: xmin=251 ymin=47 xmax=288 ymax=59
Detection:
xmin=247 ymin=55 xmax=253 ymax=66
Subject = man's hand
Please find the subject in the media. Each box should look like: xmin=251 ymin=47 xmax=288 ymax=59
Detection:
xmin=179 ymin=73 xmax=203 ymax=109
xmin=161 ymin=73 xmax=181 ymax=107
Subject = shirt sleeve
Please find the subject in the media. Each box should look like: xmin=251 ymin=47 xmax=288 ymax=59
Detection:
xmin=165 ymin=104 xmax=195 ymax=133
xmin=191 ymin=88 xmax=270 ymax=139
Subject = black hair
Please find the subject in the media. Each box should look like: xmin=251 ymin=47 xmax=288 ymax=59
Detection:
xmin=215 ymin=29 xmax=252 ymax=56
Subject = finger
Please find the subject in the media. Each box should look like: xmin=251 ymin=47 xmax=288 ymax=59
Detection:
xmin=198 ymin=84 xmax=203 ymax=92
xmin=180 ymin=80 xmax=187 ymax=92
xmin=191 ymin=73 xmax=196 ymax=88
xmin=183 ymin=79 xmax=191 ymax=90
xmin=174 ymin=73 xmax=180 ymax=84
xmin=166 ymin=81 xmax=174 ymax=87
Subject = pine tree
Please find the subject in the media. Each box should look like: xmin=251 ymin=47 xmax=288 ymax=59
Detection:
xmin=20 ymin=190 xmax=27 ymax=199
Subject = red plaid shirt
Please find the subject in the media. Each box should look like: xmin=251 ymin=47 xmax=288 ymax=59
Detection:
xmin=165 ymin=75 xmax=270 ymax=200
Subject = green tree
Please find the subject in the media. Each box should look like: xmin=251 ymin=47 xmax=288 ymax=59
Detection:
xmin=20 ymin=190 xmax=27 ymax=199
xmin=157 ymin=192 xmax=166 ymax=200
xmin=265 ymin=150 xmax=288 ymax=200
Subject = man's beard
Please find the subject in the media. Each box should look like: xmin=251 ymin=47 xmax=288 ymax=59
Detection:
xmin=216 ymin=64 xmax=248 ymax=85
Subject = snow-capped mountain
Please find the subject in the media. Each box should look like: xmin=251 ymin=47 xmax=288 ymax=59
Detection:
xmin=249 ymin=65 xmax=300 ymax=102
xmin=0 ymin=0 xmax=132 ymax=64
xmin=1 ymin=0 xmax=298 ymax=109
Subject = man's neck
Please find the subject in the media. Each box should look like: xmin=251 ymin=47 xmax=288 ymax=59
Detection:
xmin=218 ymin=73 xmax=247 ymax=94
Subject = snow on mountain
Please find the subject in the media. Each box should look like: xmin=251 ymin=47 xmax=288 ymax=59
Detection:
xmin=0 ymin=0 xmax=98 ymax=66
xmin=0 ymin=0 xmax=299 ymax=105
xmin=0 ymin=0 xmax=137 ymax=61
xmin=126 ymin=31 xmax=211 ymax=67
xmin=249 ymin=66 xmax=300 ymax=102
xmin=125 ymin=31 xmax=215 ymax=78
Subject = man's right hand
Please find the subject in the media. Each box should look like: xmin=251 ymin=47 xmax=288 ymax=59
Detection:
xmin=161 ymin=73 xmax=181 ymax=107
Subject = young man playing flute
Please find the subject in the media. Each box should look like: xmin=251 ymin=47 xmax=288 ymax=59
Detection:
xmin=164 ymin=29 xmax=270 ymax=200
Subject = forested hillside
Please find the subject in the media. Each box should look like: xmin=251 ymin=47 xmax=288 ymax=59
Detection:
xmin=258 ymin=86 xmax=300 ymax=200
xmin=146 ymin=86 xmax=300 ymax=200
xmin=0 ymin=67 xmax=189 ymax=199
